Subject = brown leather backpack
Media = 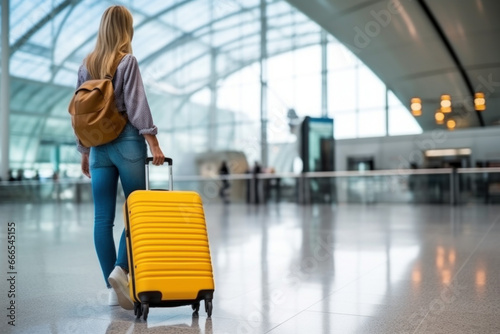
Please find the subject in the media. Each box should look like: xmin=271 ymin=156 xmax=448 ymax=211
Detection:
xmin=68 ymin=55 xmax=127 ymax=148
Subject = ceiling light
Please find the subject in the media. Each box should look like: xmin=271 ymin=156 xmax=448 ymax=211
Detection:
xmin=474 ymin=92 xmax=486 ymax=111
xmin=440 ymin=94 xmax=452 ymax=113
xmin=411 ymin=97 xmax=422 ymax=116
xmin=446 ymin=119 xmax=456 ymax=130
xmin=435 ymin=110 xmax=445 ymax=124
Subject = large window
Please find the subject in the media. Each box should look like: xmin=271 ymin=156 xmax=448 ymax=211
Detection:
xmin=5 ymin=0 xmax=422 ymax=176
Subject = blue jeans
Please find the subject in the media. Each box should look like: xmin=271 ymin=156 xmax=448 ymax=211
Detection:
xmin=89 ymin=123 xmax=147 ymax=288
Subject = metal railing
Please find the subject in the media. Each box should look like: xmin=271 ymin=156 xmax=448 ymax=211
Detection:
xmin=2 ymin=168 xmax=500 ymax=205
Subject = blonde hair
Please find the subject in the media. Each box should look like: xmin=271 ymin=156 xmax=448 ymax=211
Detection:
xmin=86 ymin=6 xmax=134 ymax=79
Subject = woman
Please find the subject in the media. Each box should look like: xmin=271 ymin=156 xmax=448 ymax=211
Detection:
xmin=76 ymin=5 xmax=165 ymax=310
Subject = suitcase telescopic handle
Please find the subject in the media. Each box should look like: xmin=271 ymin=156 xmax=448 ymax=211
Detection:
xmin=145 ymin=157 xmax=173 ymax=191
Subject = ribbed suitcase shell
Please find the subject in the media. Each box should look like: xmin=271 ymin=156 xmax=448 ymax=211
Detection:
xmin=124 ymin=190 xmax=214 ymax=313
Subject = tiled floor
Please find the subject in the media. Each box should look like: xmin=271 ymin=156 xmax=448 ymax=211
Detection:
xmin=1 ymin=202 xmax=500 ymax=333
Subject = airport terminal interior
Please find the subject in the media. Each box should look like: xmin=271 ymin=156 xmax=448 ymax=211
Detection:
xmin=1 ymin=0 xmax=500 ymax=333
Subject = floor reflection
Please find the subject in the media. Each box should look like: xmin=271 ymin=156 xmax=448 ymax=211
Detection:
xmin=104 ymin=315 xmax=212 ymax=334
xmin=3 ymin=203 xmax=500 ymax=333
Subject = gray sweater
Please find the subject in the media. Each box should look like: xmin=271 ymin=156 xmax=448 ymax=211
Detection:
xmin=76 ymin=54 xmax=157 ymax=153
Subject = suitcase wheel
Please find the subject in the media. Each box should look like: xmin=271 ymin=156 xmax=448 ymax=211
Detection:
xmin=141 ymin=302 xmax=149 ymax=321
xmin=135 ymin=302 xmax=142 ymax=319
xmin=192 ymin=301 xmax=200 ymax=316
xmin=134 ymin=302 xmax=141 ymax=317
xmin=205 ymin=299 xmax=213 ymax=318
xmin=135 ymin=302 xmax=149 ymax=321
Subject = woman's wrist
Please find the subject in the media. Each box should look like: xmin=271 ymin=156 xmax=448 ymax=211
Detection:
xmin=143 ymin=134 xmax=159 ymax=147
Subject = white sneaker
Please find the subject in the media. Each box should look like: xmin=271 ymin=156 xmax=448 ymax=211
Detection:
xmin=108 ymin=288 xmax=119 ymax=306
xmin=108 ymin=267 xmax=134 ymax=310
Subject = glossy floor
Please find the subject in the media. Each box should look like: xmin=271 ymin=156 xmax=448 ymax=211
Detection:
xmin=1 ymin=202 xmax=500 ymax=334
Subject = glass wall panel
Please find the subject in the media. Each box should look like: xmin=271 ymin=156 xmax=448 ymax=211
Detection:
xmin=54 ymin=1 xmax=107 ymax=64
xmin=358 ymin=65 xmax=385 ymax=109
xmin=327 ymin=41 xmax=357 ymax=70
xmin=10 ymin=115 xmax=39 ymax=135
xmin=388 ymin=91 xmax=423 ymax=136
xmin=329 ymin=69 xmax=357 ymax=113
xmin=10 ymin=135 xmax=31 ymax=165
xmin=267 ymin=90 xmax=294 ymax=144
xmin=358 ymin=108 xmax=386 ymax=138
xmin=215 ymin=123 xmax=236 ymax=150
xmin=172 ymin=0 xmax=211 ymax=32
xmin=294 ymin=73 xmax=321 ymax=117
xmin=218 ymin=69 xmax=261 ymax=122
xmin=334 ymin=112 xmax=357 ymax=139
xmin=10 ymin=52 xmax=51 ymax=81
xmin=10 ymin=0 xmax=57 ymax=44
xmin=132 ymin=23 xmax=180 ymax=60
xmin=231 ymin=122 xmax=261 ymax=166
xmin=5 ymin=0 xmax=422 ymax=176
xmin=267 ymin=46 xmax=321 ymax=119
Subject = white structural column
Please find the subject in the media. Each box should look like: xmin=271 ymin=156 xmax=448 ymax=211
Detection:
xmin=385 ymin=87 xmax=389 ymax=136
xmin=1 ymin=0 xmax=10 ymax=181
xmin=260 ymin=0 xmax=268 ymax=167
xmin=207 ymin=1 xmax=217 ymax=152
xmin=321 ymin=29 xmax=328 ymax=118
xmin=208 ymin=48 xmax=217 ymax=151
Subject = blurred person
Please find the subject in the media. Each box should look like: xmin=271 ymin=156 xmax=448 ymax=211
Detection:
xmin=17 ymin=169 xmax=24 ymax=181
xmin=8 ymin=169 xmax=15 ymax=182
xmin=219 ymin=160 xmax=230 ymax=204
xmin=75 ymin=5 xmax=165 ymax=310
xmin=253 ymin=161 xmax=262 ymax=204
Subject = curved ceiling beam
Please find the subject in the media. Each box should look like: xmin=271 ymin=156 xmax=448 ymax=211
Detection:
xmin=36 ymin=0 xmax=299 ymax=85
xmin=108 ymin=0 xmax=212 ymax=49
xmin=139 ymin=6 xmax=258 ymax=67
xmin=417 ymin=0 xmax=484 ymax=127
xmin=11 ymin=0 xmax=79 ymax=53
xmin=50 ymin=2 xmax=79 ymax=82
xmin=163 ymin=39 xmax=321 ymax=124
xmin=138 ymin=0 xmax=306 ymax=68
xmin=50 ymin=0 xmax=197 ymax=77
xmin=49 ymin=0 xmax=201 ymax=82
xmin=140 ymin=5 xmax=307 ymax=69
xmin=156 ymin=29 xmax=318 ymax=85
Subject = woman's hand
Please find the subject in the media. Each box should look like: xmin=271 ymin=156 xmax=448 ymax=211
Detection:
xmin=81 ymin=153 xmax=91 ymax=178
xmin=143 ymin=134 xmax=165 ymax=166
xmin=149 ymin=145 xmax=165 ymax=166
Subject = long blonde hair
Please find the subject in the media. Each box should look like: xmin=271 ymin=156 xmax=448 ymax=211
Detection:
xmin=86 ymin=6 xmax=134 ymax=79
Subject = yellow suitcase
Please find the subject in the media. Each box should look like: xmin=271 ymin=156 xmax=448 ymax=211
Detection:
xmin=124 ymin=157 xmax=214 ymax=321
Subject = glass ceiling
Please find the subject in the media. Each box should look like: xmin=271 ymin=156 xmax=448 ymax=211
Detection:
xmin=4 ymin=0 xmax=325 ymax=169
xmin=7 ymin=1 xmax=317 ymax=122
xmin=3 ymin=0 xmax=420 ymax=174
xmin=8 ymin=0 xmax=317 ymax=87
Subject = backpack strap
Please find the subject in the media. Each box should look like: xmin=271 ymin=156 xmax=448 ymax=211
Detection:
xmin=104 ymin=54 xmax=127 ymax=80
